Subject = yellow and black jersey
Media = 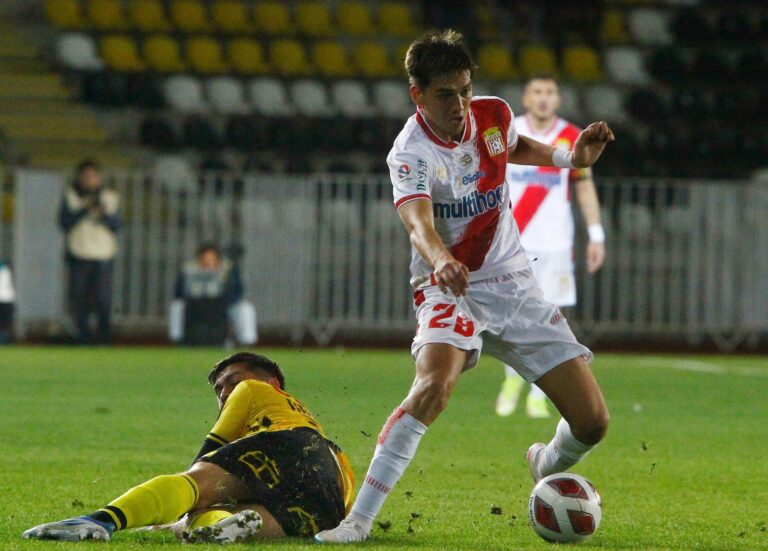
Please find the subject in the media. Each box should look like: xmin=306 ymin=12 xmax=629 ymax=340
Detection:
xmin=196 ymin=379 xmax=355 ymax=513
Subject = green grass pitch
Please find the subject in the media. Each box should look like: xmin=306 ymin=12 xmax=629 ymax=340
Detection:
xmin=1 ymin=346 xmax=767 ymax=550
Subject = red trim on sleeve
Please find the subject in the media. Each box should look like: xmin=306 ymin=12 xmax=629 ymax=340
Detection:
xmin=395 ymin=194 xmax=431 ymax=208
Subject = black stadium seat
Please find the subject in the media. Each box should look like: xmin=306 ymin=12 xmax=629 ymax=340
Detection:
xmin=140 ymin=116 xmax=178 ymax=150
xmin=183 ymin=115 xmax=221 ymax=150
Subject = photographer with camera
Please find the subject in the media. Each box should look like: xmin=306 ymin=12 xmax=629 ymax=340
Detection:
xmin=59 ymin=159 xmax=120 ymax=344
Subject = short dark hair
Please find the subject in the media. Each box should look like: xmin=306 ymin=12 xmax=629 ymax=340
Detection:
xmin=208 ymin=352 xmax=286 ymax=390
xmin=405 ymin=29 xmax=476 ymax=88
xmin=76 ymin=158 xmax=101 ymax=174
xmin=525 ymin=73 xmax=559 ymax=87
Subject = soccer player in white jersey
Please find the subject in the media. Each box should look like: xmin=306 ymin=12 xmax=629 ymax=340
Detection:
xmin=315 ymin=30 xmax=614 ymax=544
xmin=496 ymin=75 xmax=606 ymax=419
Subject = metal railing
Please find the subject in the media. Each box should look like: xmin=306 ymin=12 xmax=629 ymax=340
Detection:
xmin=3 ymin=167 xmax=766 ymax=350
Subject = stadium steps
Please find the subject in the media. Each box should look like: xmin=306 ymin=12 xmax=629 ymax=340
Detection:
xmin=0 ymin=18 xmax=133 ymax=169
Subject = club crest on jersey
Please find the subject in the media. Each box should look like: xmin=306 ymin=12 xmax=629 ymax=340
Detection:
xmin=398 ymin=164 xmax=411 ymax=178
xmin=483 ymin=127 xmax=505 ymax=157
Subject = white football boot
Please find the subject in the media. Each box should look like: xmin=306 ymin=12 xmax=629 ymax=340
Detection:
xmin=184 ymin=510 xmax=262 ymax=544
xmin=22 ymin=517 xmax=113 ymax=542
xmin=314 ymin=517 xmax=370 ymax=543
xmin=526 ymin=442 xmax=546 ymax=483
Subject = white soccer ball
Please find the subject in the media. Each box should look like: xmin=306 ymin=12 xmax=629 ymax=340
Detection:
xmin=528 ymin=473 xmax=602 ymax=544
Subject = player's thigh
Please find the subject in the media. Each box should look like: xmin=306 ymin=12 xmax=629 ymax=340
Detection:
xmin=186 ymin=461 xmax=251 ymax=508
xmin=534 ymin=356 xmax=609 ymax=441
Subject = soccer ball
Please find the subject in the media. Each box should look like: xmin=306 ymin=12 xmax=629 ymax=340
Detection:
xmin=528 ymin=473 xmax=602 ymax=544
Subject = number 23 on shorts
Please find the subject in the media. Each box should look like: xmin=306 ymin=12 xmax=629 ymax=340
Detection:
xmin=427 ymin=303 xmax=475 ymax=337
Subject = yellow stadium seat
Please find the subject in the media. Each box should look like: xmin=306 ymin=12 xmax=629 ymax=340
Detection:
xmin=127 ymin=0 xmax=172 ymax=32
xmin=337 ymin=1 xmax=375 ymax=36
xmin=476 ymin=44 xmax=517 ymax=80
xmin=144 ymin=34 xmax=187 ymax=72
xmin=312 ymin=40 xmax=353 ymax=77
xmin=352 ymin=42 xmax=396 ymax=78
xmin=228 ymin=38 xmax=269 ymax=74
xmin=563 ymin=45 xmax=603 ymax=82
xmin=86 ymin=0 xmax=126 ymax=30
xmin=519 ymin=45 xmax=558 ymax=77
xmin=101 ymin=34 xmax=146 ymax=71
xmin=295 ymin=1 xmax=333 ymax=37
xmin=169 ymin=0 xmax=211 ymax=33
xmin=253 ymin=1 xmax=292 ymax=35
xmin=212 ymin=0 xmax=253 ymax=34
xmin=187 ymin=37 xmax=230 ymax=74
xmin=45 ymin=0 xmax=86 ymax=29
xmin=378 ymin=2 xmax=417 ymax=38
xmin=601 ymin=9 xmax=629 ymax=44
xmin=269 ymin=39 xmax=313 ymax=76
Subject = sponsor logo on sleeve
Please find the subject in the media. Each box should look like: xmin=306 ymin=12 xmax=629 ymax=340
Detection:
xmin=416 ymin=159 xmax=428 ymax=191
xmin=398 ymin=164 xmax=411 ymax=178
xmin=483 ymin=127 xmax=506 ymax=156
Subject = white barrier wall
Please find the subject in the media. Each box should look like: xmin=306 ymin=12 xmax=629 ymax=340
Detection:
xmin=2 ymin=168 xmax=766 ymax=349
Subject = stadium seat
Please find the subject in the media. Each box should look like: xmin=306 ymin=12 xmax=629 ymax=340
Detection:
xmin=187 ymin=37 xmax=230 ymax=74
xmin=496 ymin=83 xmax=523 ymax=113
xmin=625 ymin=88 xmax=668 ymax=121
xmin=312 ymin=41 xmax=353 ymax=77
xmin=353 ymin=42 xmax=396 ymax=78
xmin=718 ymin=11 xmax=752 ymax=44
xmin=378 ymin=2 xmax=417 ymax=38
xmin=152 ymin=154 xmax=196 ymax=191
xmin=227 ymin=39 xmax=269 ymax=75
xmin=226 ymin=114 xmax=269 ymax=151
xmin=126 ymin=73 xmax=165 ymax=107
xmin=628 ymin=9 xmax=673 ymax=45
xmin=600 ymin=8 xmax=628 ymax=44
xmin=670 ymin=7 xmax=712 ymax=45
xmin=557 ymin=84 xmax=581 ymax=121
xmin=269 ymin=40 xmax=313 ymax=76
xmin=127 ymin=0 xmax=171 ymax=32
xmin=646 ymin=47 xmax=686 ymax=85
xmin=291 ymin=79 xmax=334 ymax=117
xmin=169 ymin=0 xmax=211 ymax=33
xmin=519 ymin=45 xmax=558 ymax=77
xmin=163 ymin=74 xmax=206 ymax=112
xmin=604 ymin=47 xmax=649 ymax=85
xmin=295 ymin=1 xmax=333 ymax=37
xmin=81 ymin=71 xmax=128 ymax=105
xmin=45 ymin=0 xmax=86 ymax=29
xmin=86 ymin=0 xmax=127 ymax=30
xmin=101 ymin=35 xmax=146 ymax=72
xmin=476 ymin=44 xmax=517 ymax=80
xmin=57 ymin=33 xmax=104 ymax=70
xmin=252 ymin=1 xmax=292 ymax=36
xmin=372 ymin=80 xmax=412 ymax=118
xmin=212 ymin=0 xmax=254 ymax=34
xmin=583 ymin=85 xmax=627 ymax=123
xmin=337 ymin=1 xmax=375 ymax=36
xmin=183 ymin=115 xmax=221 ymax=149
xmin=736 ymin=50 xmax=768 ymax=85
xmin=330 ymin=80 xmax=370 ymax=118
xmin=689 ymin=49 xmax=730 ymax=84
xmin=248 ymin=77 xmax=294 ymax=116
xmin=562 ymin=45 xmax=603 ymax=83
xmin=144 ymin=34 xmax=187 ymax=72
xmin=207 ymin=77 xmax=249 ymax=114
xmin=140 ymin=115 xmax=178 ymax=150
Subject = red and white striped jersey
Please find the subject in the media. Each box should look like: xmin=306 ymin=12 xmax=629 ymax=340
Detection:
xmin=507 ymin=115 xmax=582 ymax=252
xmin=387 ymin=96 xmax=529 ymax=287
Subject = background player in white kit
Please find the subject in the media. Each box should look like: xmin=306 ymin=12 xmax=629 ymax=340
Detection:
xmin=316 ymin=30 xmax=614 ymax=544
xmin=496 ymin=75 xmax=607 ymax=419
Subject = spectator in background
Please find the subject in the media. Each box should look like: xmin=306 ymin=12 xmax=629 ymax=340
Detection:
xmin=0 ymin=259 xmax=14 ymax=343
xmin=169 ymin=243 xmax=257 ymax=347
xmin=59 ymin=159 xmax=120 ymax=344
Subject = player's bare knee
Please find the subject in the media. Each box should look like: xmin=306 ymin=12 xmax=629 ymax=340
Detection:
xmin=575 ymin=408 xmax=610 ymax=445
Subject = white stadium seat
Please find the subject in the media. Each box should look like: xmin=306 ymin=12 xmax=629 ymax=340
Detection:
xmin=628 ymin=9 xmax=673 ymax=45
xmin=605 ymin=47 xmax=650 ymax=85
xmin=372 ymin=80 xmax=412 ymax=118
xmin=291 ymin=79 xmax=335 ymax=117
xmin=248 ymin=77 xmax=294 ymax=116
xmin=557 ymin=83 xmax=581 ymax=121
xmin=206 ymin=77 xmax=249 ymax=114
xmin=583 ymin=85 xmax=628 ymax=123
xmin=331 ymin=80 xmax=371 ymax=118
xmin=163 ymin=75 xmax=207 ymax=113
xmin=57 ymin=33 xmax=104 ymax=70
xmin=152 ymin=154 xmax=195 ymax=192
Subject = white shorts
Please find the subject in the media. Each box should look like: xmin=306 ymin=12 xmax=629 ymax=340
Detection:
xmin=528 ymin=249 xmax=576 ymax=307
xmin=411 ymin=268 xmax=592 ymax=383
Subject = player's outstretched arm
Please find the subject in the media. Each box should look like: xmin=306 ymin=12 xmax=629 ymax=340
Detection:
xmin=398 ymin=199 xmax=469 ymax=296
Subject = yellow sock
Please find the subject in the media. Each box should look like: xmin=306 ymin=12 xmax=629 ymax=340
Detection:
xmin=98 ymin=474 xmax=199 ymax=530
xmin=188 ymin=510 xmax=233 ymax=531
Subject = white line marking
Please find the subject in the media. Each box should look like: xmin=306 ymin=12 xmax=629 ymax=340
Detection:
xmin=629 ymin=357 xmax=768 ymax=378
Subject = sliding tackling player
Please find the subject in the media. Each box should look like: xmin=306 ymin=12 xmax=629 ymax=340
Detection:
xmin=316 ymin=30 xmax=613 ymax=543
xmin=23 ymin=353 xmax=354 ymax=544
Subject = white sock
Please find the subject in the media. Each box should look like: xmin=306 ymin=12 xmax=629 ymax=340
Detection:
xmin=504 ymin=364 xmax=519 ymax=379
xmin=348 ymin=407 xmax=427 ymax=530
xmin=540 ymin=418 xmax=594 ymax=477
xmin=528 ymin=384 xmax=546 ymax=399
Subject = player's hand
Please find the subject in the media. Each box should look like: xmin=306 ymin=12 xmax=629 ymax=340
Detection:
xmin=572 ymin=122 xmax=615 ymax=168
xmin=433 ymin=256 xmax=469 ymax=296
xmin=586 ymin=242 xmax=605 ymax=274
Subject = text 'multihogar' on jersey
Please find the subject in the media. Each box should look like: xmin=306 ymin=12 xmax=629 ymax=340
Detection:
xmin=387 ymin=96 xmax=530 ymax=287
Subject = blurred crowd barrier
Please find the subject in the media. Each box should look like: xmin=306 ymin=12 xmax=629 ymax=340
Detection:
xmin=1 ymin=167 xmax=766 ymax=350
